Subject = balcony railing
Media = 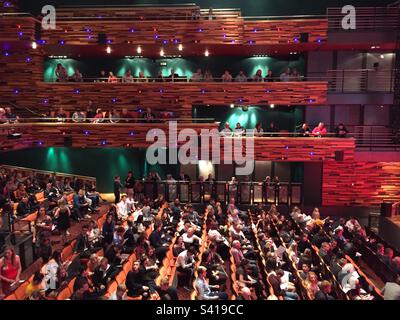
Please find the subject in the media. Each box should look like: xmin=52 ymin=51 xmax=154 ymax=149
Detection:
xmin=44 ymin=70 xmax=395 ymax=93
xmin=309 ymin=69 xmax=396 ymax=93
xmin=141 ymin=180 xmax=303 ymax=206
xmin=327 ymin=7 xmax=400 ymax=30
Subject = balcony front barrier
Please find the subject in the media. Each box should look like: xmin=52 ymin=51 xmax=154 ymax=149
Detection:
xmin=142 ymin=180 xmax=303 ymax=206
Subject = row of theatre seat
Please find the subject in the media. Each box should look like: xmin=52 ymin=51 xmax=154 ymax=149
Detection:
xmin=4 ymin=201 xmax=169 ymax=300
xmin=247 ymin=209 xmax=385 ymax=300
xmin=286 ymin=213 xmax=384 ymax=300
xmin=11 ymin=191 xmax=75 ymax=228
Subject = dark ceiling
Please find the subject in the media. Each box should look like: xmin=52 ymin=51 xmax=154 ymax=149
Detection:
xmin=18 ymin=0 xmax=396 ymax=16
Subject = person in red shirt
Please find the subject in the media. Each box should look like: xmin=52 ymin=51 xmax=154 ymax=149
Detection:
xmin=0 ymin=246 xmax=22 ymax=295
xmin=312 ymin=122 xmax=327 ymax=137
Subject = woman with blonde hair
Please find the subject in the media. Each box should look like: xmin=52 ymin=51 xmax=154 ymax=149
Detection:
xmin=305 ymin=271 xmax=319 ymax=300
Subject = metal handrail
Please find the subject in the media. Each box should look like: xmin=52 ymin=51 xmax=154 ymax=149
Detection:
xmin=0 ymin=164 xmax=96 ymax=182
xmin=0 ymin=118 xmax=217 ymax=123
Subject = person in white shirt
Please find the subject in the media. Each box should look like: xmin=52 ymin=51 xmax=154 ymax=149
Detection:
xmin=280 ymin=68 xmax=291 ymax=82
xmin=117 ymin=195 xmax=129 ymax=221
xmin=220 ymin=122 xmax=233 ymax=137
xmin=176 ymin=247 xmax=196 ymax=289
xmin=71 ymin=109 xmax=86 ymax=123
xmin=182 ymin=227 xmax=202 ymax=247
xmin=191 ymin=69 xmax=203 ymax=82
xmin=126 ymin=195 xmax=136 ymax=213
xmin=345 ymin=217 xmax=362 ymax=233
xmin=233 ymin=122 xmax=245 ymax=137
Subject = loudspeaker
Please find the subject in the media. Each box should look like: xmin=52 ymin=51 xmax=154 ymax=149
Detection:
xmin=381 ymin=202 xmax=393 ymax=217
xmin=300 ymin=32 xmax=309 ymax=43
xmin=334 ymin=151 xmax=344 ymax=161
xmin=98 ymin=33 xmax=107 ymax=44
xmin=64 ymin=136 xmax=72 ymax=147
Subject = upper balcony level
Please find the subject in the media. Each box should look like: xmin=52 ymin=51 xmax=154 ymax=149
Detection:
xmin=0 ymin=5 xmax=398 ymax=52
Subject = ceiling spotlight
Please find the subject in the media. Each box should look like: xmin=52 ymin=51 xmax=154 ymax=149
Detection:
xmin=31 ymin=41 xmax=37 ymax=49
xmin=270 ymin=104 xmax=275 ymax=108
xmin=230 ymin=104 xmax=234 ymax=108
xmin=380 ymin=54 xmax=385 ymax=59
xmin=106 ymin=46 xmax=111 ymax=54
xmin=137 ymin=46 xmax=142 ymax=54
xmin=204 ymin=49 xmax=209 ymax=57
xmin=160 ymin=48 xmax=164 ymax=56
xmin=178 ymin=44 xmax=183 ymax=51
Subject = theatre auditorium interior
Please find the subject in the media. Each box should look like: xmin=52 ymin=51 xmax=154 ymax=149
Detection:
xmin=0 ymin=0 xmax=400 ymax=302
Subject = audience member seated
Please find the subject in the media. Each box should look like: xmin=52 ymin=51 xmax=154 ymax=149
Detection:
xmin=72 ymin=108 xmax=86 ymax=123
xmin=109 ymin=283 xmax=127 ymax=300
xmin=280 ymin=68 xmax=291 ymax=82
xmin=220 ymin=122 xmax=233 ymax=137
xmin=298 ymin=123 xmax=311 ymax=136
xmin=55 ymin=63 xmax=68 ymax=82
xmin=191 ymin=69 xmax=203 ymax=82
xmin=221 ymin=70 xmax=233 ymax=82
xmin=235 ymin=70 xmax=247 ymax=82
xmin=108 ymin=72 xmax=118 ymax=83
xmin=167 ymin=68 xmax=179 ymax=82
xmin=71 ymin=68 xmax=83 ymax=82
xmin=382 ymin=276 xmax=400 ymax=300
xmin=122 ymin=70 xmax=134 ymax=83
xmin=335 ymin=123 xmax=349 ymax=138
xmin=312 ymin=122 xmax=328 ymax=137
xmin=195 ymin=266 xmax=228 ymax=300
xmin=155 ymin=277 xmax=179 ymax=300
xmin=253 ymin=69 xmax=263 ymax=82
xmin=264 ymin=70 xmax=275 ymax=82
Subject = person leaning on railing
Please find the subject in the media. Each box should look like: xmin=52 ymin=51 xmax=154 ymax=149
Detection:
xmin=312 ymin=122 xmax=327 ymax=137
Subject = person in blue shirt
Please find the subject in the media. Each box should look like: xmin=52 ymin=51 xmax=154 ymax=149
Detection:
xmin=195 ymin=266 xmax=228 ymax=300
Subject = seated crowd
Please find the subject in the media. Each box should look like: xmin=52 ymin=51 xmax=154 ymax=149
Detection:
xmin=54 ymin=65 xmax=304 ymax=83
xmin=1 ymin=104 xmax=350 ymax=139
xmin=1 ymin=167 xmax=398 ymax=300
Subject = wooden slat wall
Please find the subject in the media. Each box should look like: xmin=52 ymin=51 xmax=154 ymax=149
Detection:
xmin=323 ymin=161 xmax=400 ymax=206
xmin=0 ymin=82 xmax=327 ymax=118
xmin=0 ymin=122 xmax=220 ymax=150
xmin=39 ymin=18 xmax=327 ymax=45
xmin=0 ymin=17 xmax=37 ymax=41
xmin=204 ymin=137 xmax=355 ymax=162
xmin=252 ymin=137 xmax=355 ymax=161
xmin=41 ymin=19 xmax=244 ymax=45
xmin=0 ymin=0 xmax=19 ymax=13
xmin=0 ymin=123 xmax=355 ymax=163
xmin=243 ymin=19 xmax=328 ymax=44
xmin=55 ymin=6 xmax=201 ymax=18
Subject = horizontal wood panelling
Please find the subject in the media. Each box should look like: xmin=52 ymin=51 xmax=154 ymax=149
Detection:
xmin=55 ymin=6 xmax=201 ymax=19
xmin=243 ymin=19 xmax=328 ymax=44
xmin=206 ymin=137 xmax=355 ymax=162
xmin=41 ymin=19 xmax=244 ymax=45
xmin=0 ymin=82 xmax=327 ymax=118
xmin=0 ymin=47 xmax=44 ymax=87
xmin=1 ymin=124 xmax=355 ymax=162
xmin=0 ymin=0 xmax=18 ymax=13
xmin=0 ymin=17 xmax=36 ymax=41
xmin=252 ymin=137 xmax=354 ymax=161
xmin=323 ymin=162 xmax=400 ymax=206
xmin=0 ymin=122 xmax=220 ymax=150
